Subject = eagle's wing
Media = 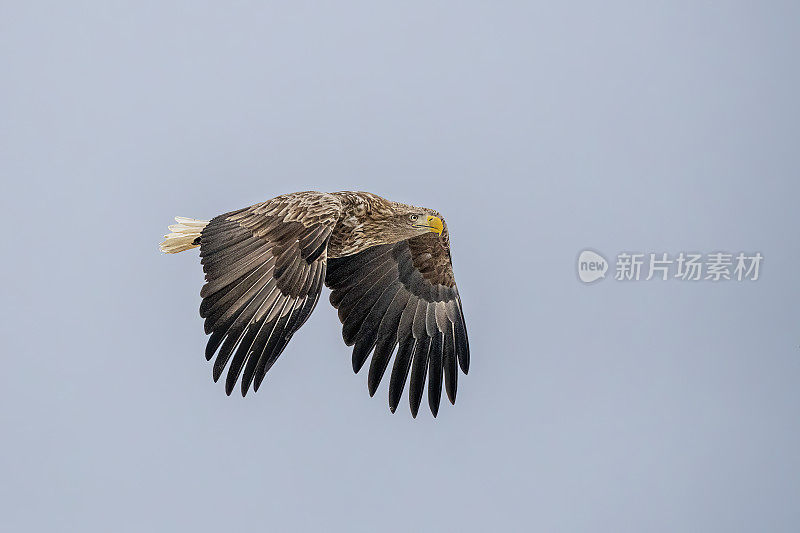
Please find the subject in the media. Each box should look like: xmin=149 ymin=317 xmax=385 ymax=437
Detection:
xmin=199 ymin=192 xmax=341 ymax=396
xmin=325 ymin=224 xmax=469 ymax=417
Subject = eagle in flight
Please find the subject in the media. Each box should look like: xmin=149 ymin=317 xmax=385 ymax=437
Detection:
xmin=161 ymin=191 xmax=469 ymax=417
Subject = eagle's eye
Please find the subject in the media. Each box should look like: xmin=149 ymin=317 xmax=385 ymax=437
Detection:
xmin=409 ymin=214 xmax=418 ymax=222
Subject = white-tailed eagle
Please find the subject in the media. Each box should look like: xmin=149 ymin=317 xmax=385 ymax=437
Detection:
xmin=161 ymin=191 xmax=469 ymax=417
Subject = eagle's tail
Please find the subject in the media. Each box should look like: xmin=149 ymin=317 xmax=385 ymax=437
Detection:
xmin=160 ymin=216 xmax=209 ymax=253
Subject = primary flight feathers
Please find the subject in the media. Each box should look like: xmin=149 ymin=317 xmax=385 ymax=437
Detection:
xmin=161 ymin=191 xmax=469 ymax=417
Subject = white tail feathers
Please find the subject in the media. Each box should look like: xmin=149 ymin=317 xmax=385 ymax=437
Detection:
xmin=160 ymin=216 xmax=210 ymax=253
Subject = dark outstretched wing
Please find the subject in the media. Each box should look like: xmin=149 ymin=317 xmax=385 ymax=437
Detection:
xmin=325 ymin=224 xmax=469 ymax=417
xmin=199 ymin=192 xmax=341 ymax=396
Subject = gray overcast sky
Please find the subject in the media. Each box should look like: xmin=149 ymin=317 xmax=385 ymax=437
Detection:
xmin=2 ymin=2 xmax=799 ymax=532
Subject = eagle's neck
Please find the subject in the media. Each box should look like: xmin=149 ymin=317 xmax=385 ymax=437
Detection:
xmin=328 ymin=191 xmax=396 ymax=258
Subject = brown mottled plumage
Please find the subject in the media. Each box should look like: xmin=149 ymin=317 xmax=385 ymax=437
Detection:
xmin=160 ymin=191 xmax=469 ymax=417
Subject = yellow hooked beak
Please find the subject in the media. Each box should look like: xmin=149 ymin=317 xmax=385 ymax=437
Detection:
xmin=426 ymin=215 xmax=443 ymax=235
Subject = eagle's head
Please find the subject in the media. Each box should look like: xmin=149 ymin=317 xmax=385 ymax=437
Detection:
xmin=370 ymin=205 xmax=442 ymax=244
xmin=354 ymin=202 xmax=443 ymax=247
